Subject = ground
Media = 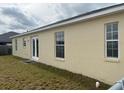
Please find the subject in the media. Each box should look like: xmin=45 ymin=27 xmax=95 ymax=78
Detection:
xmin=0 ymin=55 xmax=110 ymax=90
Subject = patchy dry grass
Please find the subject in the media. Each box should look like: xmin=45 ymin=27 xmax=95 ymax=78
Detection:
xmin=0 ymin=55 xmax=110 ymax=90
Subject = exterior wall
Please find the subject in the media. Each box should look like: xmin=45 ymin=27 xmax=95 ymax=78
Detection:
xmin=12 ymin=36 xmax=31 ymax=59
xmin=12 ymin=12 xmax=124 ymax=85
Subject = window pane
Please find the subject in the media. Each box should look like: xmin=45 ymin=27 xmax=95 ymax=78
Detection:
xmin=113 ymin=41 xmax=118 ymax=49
xmin=60 ymin=46 xmax=64 ymax=58
xmin=107 ymin=41 xmax=118 ymax=58
xmin=107 ymin=24 xmax=112 ymax=33
xmin=56 ymin=33 xmax=61 ymax=41
xmin=56 ymin=41 xmax=60 ymax=44
xmin=56 ymin=32 xmax=64 ymax=43
xmin=61 ymin=32 xmax=64 ymax=41
xmin=56 ymin=41 xmax=64 ymax=44
xmin=107 ymin=41 xmax=112 ymax=49
xmin=33 ymin=39 xmax=35 ymax=56
xmin=107 ymin=33 xmax=112 ymax=40
xmin=113 ymin=23 xmax=118 ymax=32
xmin=56 ymin=46 xmax=64 ymax=58
xmin=113 ymin=32 xmax=118 ymax=40
xmin=113 ymin=49 xmax=118 ymax=58
xmin=107 ymin=49 xmax=112 ymax=57
xmin=56 ymin=46 xmax=60 ymax=57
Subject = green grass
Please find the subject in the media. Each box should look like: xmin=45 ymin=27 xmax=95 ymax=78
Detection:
xmin=0 ymin=55 xmax=110 ymax=90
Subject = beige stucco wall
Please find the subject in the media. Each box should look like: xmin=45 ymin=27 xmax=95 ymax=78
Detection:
xmin=12 ymin=11 xmax=124 ymax=85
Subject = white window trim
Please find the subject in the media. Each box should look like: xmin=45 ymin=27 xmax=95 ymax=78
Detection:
xmin=104 ymin=22 xmax=120 ymax=62
xmin=32 ymin=56 xmax=39 ymax=61
xmin=55 ymin=31 xmax=65 ymax=60
xmin=31 ymin=36 xmax=39 ymax=61
xmin=56 ymin=57 xmax=65 ymax=61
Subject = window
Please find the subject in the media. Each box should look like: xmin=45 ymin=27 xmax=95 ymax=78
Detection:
xmin=105 ymin=22 xmax=118 ymax=58
xmin=15 ymin=39 xmax=17 ymax=51
xmin=55 ymin=32 xmax=64 ymax=58
xmin=23 ymin=38 xmax=26 ymax=47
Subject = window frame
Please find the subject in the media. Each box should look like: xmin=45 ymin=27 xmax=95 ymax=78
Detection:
xmin=104 ymin=22 xmax=120 ymax=62
xmin=23 ymin=38 xmax=26 ymax=47
xmin=55 ymin=31 xmax=65 ymax=60
xmin=31 ymin=36 xmax=39 ymax=61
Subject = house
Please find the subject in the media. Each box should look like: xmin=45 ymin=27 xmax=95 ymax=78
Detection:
xmin=11 ymin=4 xmax=124 ymax=85
xmin=0 ymin=31 xmax=19 ymax=55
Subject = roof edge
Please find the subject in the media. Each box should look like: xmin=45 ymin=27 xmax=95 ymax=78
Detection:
xmin=11 ymin=3 xmax=124 ymax=38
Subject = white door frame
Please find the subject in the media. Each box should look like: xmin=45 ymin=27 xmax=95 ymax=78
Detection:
xmin=31 ymin=36 xmax=39 ymax=61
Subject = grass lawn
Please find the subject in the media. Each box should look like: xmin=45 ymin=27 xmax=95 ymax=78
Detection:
xmin=0 ymin=55 xmax=110 ymax=90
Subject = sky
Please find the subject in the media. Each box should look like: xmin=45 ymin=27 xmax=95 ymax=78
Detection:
xmin=0 ymin=3 xmax=116 ymax=34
